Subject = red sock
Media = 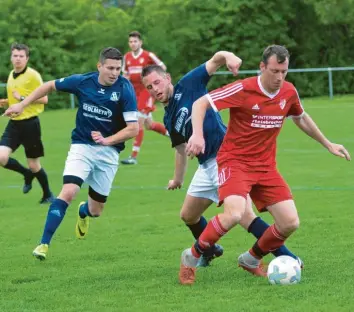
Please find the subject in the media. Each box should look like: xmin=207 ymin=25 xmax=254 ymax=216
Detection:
xmin=150 ymin=122 xmax=168 ymax=136
xmin=191 ymin=215 xmax=228 ymax=257
xmin=250 ymin=224 xmax=286 ymax=259
xmin=131 ymin=128 xmax=144 ymax=158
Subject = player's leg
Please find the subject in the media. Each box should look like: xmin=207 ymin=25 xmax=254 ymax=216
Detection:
xmin=239 ymin=195 xmax=300 ymax=261
xmin=76 ymin=187 xmax=106 ymax=239
xmin=0 ymin=120 xmax=33 ymax=191
xmin=180 ymin=195 xmax=247 ymax=284
xmin=26 ymin=158 xmax=54 ymax=204
xmin=183 ymin=158 xmax=224 ymax=267
xmin=23 ymin=117 xmax=54 ymax=203
xmin=121 ymin=115 xmax=144 ymax=165
xmin=143 ymin=97 xmax=168 ymax=136
xmin=239 ymin=200 xmax=299 ymax=272
xmin=179 ymin=165 xmax=254 ymax=284
xmin=33 ymin=183 xmax=81 ymax=260
xmin=238 ymin=170 xmax=298 ymax=276
xmin=32 ymin=144 xmax=92 ymax=260
xmin=76 ymin=145 xmax=118 ymax=237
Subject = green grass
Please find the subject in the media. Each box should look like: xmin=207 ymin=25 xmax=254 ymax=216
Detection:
xmin=0 ymin=95 xmax=353 ymax=312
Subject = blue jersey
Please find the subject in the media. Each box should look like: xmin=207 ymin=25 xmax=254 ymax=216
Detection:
xmin=55 ymin=72 xmax=137 ymax=152
xmin=164 ymin=64 xmax=226 ymax=164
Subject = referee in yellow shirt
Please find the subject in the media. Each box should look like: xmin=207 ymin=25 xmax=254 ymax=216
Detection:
xmin=0 ymin=43 xmax=53 ymax=204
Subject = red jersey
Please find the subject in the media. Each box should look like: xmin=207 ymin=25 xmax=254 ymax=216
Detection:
xmin=123 ymin=49 xmax=164 ymax=90
xmin=208 ymin=76 xmax=304 ymax=169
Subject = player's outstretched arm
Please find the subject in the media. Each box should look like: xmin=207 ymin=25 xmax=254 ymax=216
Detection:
xmin=168 ymin=143 xmax=188 ymax=190
xmin=205 ymin=51 xmax=242 ymax=76
xmin=186 ymin=95 xmax=210 ymax=157
xmin=292 ymin=113 xmax=351 ymax=161
xmin=3 ymin=81 xmax=56 ymax=117
xmin=91 ymin=122 xmax=139 ymax=146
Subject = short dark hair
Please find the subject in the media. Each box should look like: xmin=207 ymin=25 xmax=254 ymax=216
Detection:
xmin=99 ymin=47 xmax=123 ymax=64
xmin=262 ymin=45 xmax=290 ymax=64
xmin=128 ymin=31 xmax=142 ymax=40
xmin=11 ymin=43 xmax=29 ymax=57
xmin=141 ymin=65 xmax=166 ymax=78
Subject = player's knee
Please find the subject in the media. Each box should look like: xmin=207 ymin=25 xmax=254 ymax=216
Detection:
xmin=0 ymin=154 xmax=9 ymax=167
xmin=224 ymin=209 xmax=243 ymax=226
xmin=28 ymin=162 xmax=41 ymax=173
xmin=239 ymin=209 xmax=257 ymax=229
xmin=144 ymin=121 xmax=152 ymax=130
xmin=278 ymin=216 xmax=300 ymax=236
xmin=58 ymin=186 xmax=79 ymax=203
xmin=180 ymin=210 xmax=198 ymax=224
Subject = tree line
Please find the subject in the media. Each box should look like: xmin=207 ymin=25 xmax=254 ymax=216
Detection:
xmin=0 ymin=0 xmax=353 ymax=108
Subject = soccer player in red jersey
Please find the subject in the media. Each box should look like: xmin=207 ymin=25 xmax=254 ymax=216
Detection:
xmin=179 ymin=45 xmax=351 ymax=284
xmin=121 ymin=31 xmax=169 ymax=165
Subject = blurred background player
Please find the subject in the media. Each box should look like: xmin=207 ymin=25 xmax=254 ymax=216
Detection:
xmin=0 ymin=43 xmax=54 ymax=204
xmin=121 ymin=31 xmax=169 ymax=165
xmin=181 ymin=45 xmax=350 ymax=284
xmin=142 ymin=51 xmax=302 ymax=277
xmin=4 ymin=47 xmax=139 ymax=260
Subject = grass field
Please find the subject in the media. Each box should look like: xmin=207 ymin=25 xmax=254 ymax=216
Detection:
xmin=0 ymin=95 xmax=353 ymax=312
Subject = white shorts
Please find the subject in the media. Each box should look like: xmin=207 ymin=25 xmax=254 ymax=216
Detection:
xmin=138 ymin=111 xmax=152 ymax=119
xmin=187 ymin=158 xmax=219 ymax=203
xmin=63 ymin=144 xmax=119 ymax=196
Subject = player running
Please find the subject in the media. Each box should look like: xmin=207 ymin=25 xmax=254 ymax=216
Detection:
xmin=121 ymin=31 xmax=169 ymax=165
xmin=4 ymin=47 xmax=139 ymax=260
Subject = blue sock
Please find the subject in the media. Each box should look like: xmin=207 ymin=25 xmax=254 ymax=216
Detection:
xmin=187 ymin=216 xmax=207 ymax=239
xmin=79 ymin=201 xmax=92 ymax=218
xmin=248 ymin=217 xmax=297 ymax=260
xmin=40 ymin=198 xmax=69 ymax=245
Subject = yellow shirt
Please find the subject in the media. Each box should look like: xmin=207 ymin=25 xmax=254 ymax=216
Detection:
xmin=7 ymin=67 xmax=44 ymax=120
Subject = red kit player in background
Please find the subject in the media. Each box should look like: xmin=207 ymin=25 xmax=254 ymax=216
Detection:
xmin=121 ymin=31 xmax=169 ymax=165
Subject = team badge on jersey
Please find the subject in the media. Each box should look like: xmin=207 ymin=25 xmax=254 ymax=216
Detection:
xmin=279 ymin=99 xmax=286 ymax=110
xmin=139 ymin=58 xmax=145 ymax=64
xmin=174 ymin=93 xmax=182 ymax=101
xmin=110 ymin=92 xmax=120 ymax=101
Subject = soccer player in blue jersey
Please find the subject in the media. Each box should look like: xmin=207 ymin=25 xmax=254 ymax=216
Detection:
xmin=4 ymin=47 xmax=139 ymax=260
xmin=141 ymin=52 xmax=302 ymax=276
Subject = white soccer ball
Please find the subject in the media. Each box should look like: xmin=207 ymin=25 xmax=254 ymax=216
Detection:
xmin=267 ymin=255 xmax=301 ymax=285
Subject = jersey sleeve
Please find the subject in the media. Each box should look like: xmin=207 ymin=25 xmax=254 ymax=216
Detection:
xmin=170 ymin=130 xmax=186 ymax=148
xmin=178 ymin=64 xmax=211 ymax=91
xmin=206 ymin=81 xmax=244 ymax=112
xmin=121 ymin=81 xmax=138 ymax=122
xmin=148 ymin=52 xmax=164 ymax=67
xmin=286 ymin=88 xmax=305 ymax=118
xmin=55 ymin=74 xmax=82 ymax=94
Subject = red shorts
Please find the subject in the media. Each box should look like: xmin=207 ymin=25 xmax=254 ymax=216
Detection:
xmin=135 ymin=88 xmax=155 ymax=114
xmin=217 ymin=164 xmax=293 ymax=212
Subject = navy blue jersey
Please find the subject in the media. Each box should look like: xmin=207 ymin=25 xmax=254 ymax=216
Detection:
xmin=164 ymin=64 xmax=226 ymax=164
xmin=55 ymin=72 xmax=137 ymax=152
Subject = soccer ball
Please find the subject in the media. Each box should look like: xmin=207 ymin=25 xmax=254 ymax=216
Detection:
xmin=267 ymin=255 xmax=301 ymax=285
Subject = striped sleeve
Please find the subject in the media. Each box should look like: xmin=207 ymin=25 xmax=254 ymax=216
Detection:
xmin=206 ymin=81 xmax=244 ymax=112
xmin=148 ymin=52 xmax=164 ymax=66
xmin=287 ymin=87 xmax=305 ymax=119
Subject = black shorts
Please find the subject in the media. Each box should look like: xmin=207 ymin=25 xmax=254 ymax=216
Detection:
xmin=0 ymin=116 xmax=44 ymax=158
